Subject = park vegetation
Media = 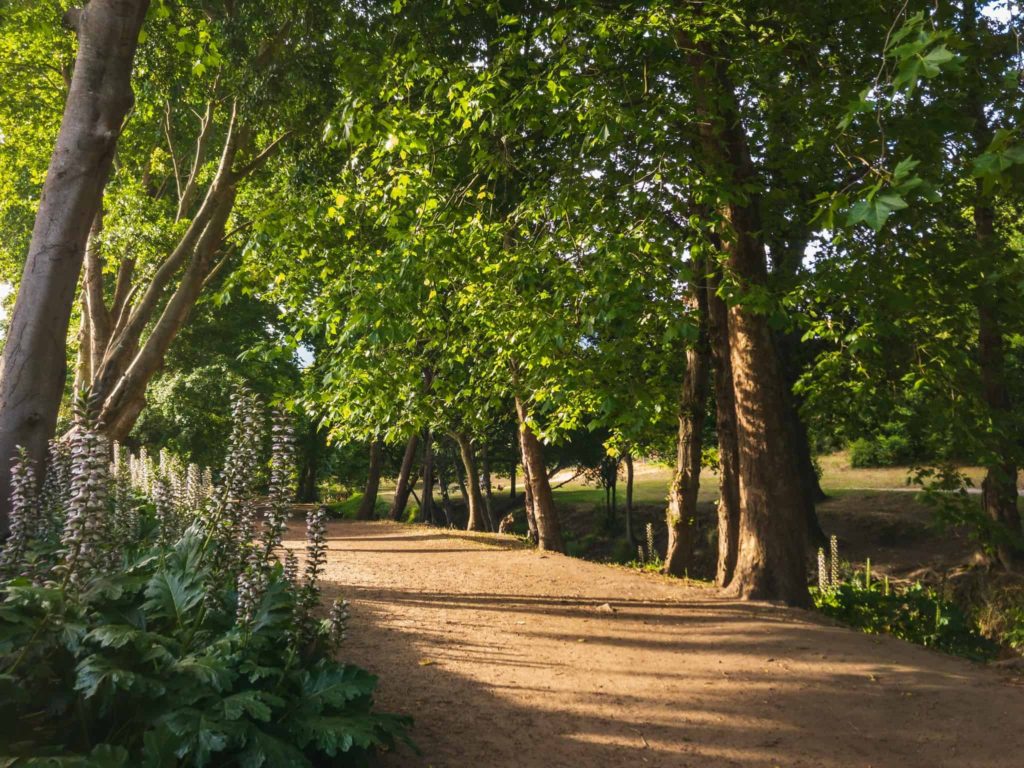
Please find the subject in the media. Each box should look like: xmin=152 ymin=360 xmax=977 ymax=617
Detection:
xmin=1 ymin=0 xmax=1024 ymax=762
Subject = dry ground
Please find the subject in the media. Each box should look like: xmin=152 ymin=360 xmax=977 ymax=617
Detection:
xmin=284 ymin=520 xmax=1024 ymax=768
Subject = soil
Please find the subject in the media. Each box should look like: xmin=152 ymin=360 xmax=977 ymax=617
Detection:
xmin=285 ymin=519 xmax=1024 ymax=768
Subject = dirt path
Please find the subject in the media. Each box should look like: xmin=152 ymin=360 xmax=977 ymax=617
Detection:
xmin=288 ymin=520 xmax=1023 ymax=768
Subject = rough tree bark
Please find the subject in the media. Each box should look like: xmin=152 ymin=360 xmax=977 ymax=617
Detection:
xmin=514 ymin=397 xmax=564 ymax=552
xmin=0 ymin=0 xmax=150 ymax=533
xmin=683 ymin=32 xmax=809 ymax=605
xmin=356 ymin=440 xmax=383 ymax=520
xmin=518 ymin=433 xmax=538 ymax=544
xmin=664 ymin=261 xmax=710 ymax=577
xmin=454 ymin=432 xmax=492 ymax=532
xmin=389 ymin=432 xmax=419 ymax=521
xmin=707 ymin=269 xmax=742 ymax=588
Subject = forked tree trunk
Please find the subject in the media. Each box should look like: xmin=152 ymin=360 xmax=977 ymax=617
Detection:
xmin=0 ymin=0 xmax=150 ymax=533
xmin=515 ymin=397 xmax=563 ymax=552
xmin=455 ymin=432 xmax=492 ymax=532
xmin=664 ymin=264 xmax=710 ymax=577
xmin=390 ymin=432 xmax=419 ymax=521
xmin=683 ymin=33 xmax=809 ymax=605
xmin=356 ymin=440 xmax=383 ymax=520
xmin=708 ymin=269 xmax=741 ymax=588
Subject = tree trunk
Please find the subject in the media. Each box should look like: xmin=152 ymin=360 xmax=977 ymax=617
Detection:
xmin=976 ymin=210 xmax=1021 ymax=568
xmin=356 ymin=439 xmax=383 ymax=520
xmin=964 ymin=1 xmax=1021 ymax=568
xmin=0 ymin=0 xmax=149 ymax=533
xmin=481 ymin=444 xmax=495 ymax=527
xmin=708 ymin=270 xmax=742 ymax=588
xmin=421 ymin=429 xmax=435 ymax=525
xmin=518 ymin=437 xmax=538 ymax=544
xmin=683 ymin=33 xmax=809 ymax=606
xmin=455 ymin=432 xmax=490 ymax=532
xmin=510 ymin=460 xmax=516 ymax=499
xmin=664 ymin=265 xmax=710 ymax=577
xmin=298 ymin=421 xmax=324 ymax=503
xmin=514 ymin=396 xmax=564 ymax=552
xmin=624 ymin=452 xmax=635 ymax=547
xmin=389 ymin=432 xmax=419 ymax=521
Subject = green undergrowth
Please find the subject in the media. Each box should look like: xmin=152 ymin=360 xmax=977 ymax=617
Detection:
xmin=325 ymin=495 xmax=390 ymax=520
xmin=813 ymin=565 xmax=997 ymax=660
xmin=0 ymin=523 xmax=411 ymax=766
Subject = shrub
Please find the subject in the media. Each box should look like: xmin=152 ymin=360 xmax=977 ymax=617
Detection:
xmin=813 ymin=570 xmax=996 ymax=660
xmin=848 ymin=434 xmax=913 ymax=468
xmin=0 ymin=390 xmax=409 ymax=766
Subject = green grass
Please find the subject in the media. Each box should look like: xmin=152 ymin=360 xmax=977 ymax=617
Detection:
xmin=325 ymin=493 xmax=390 ymax=520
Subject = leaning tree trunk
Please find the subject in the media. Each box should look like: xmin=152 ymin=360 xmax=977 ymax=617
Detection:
xmin=356 ymin=440 xmax=383 ymax=520
xmin=664 ymin=264 xmax=710 ymax=577
xmin=514 ymin=397 xmax=564 ymax=552
xmin=707 ymin=269 xmax=742 ymax=588
xmin=455 ymin=432 xmax=492 ymax=532
xmin=389 ymin=432 xmax=419 ymax=521
xmin=0 ymin=0 xmax=150 ymax=533
xmin=683 ymin=32 xmax=809 ymax=606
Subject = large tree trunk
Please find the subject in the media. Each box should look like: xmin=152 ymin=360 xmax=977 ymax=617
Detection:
xmin=708 ymin=270 xmax=742 ymax=588
xmin=964 ymin=1 xmax=1021 ymax=568
xmin=356 ymin=439 xmax=383 ymax=520
xmin=683 ymin=33 xmax=809 ymax=606
xmin=975 ymin=194 xmax=1021 ymax=568
xmin=664 ymin=265 xmax=710 ymax=577
xmin=0 ymin=0 xmax=149 ymax=533
xmin=514 ymin=397 xmax=564 ymax=552
xmin=389 ymin=432 xmax=419 ymax=521
xmin=455 ymin=432 xmax=492 ymax=532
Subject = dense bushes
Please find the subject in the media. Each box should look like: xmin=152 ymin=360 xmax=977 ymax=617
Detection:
xmin=847 ymin=434 xmax=914 ymax=468
xmin=0 ymin=391 xmax=408 ymax=766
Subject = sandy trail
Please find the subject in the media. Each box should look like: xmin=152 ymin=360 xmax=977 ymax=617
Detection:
xmin=287 ymin=520 xmax=1023 ymax=768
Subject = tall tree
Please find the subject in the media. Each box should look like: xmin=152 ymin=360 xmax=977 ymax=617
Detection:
xmin=0 ymin=0 xmax=149 ymax=533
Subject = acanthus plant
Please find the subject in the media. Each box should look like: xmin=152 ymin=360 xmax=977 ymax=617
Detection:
xmin=0 ymin=387 xmax=409 ymax=766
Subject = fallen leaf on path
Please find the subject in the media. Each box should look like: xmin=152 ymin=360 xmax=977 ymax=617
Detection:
xmin=419 ymin=659 xmax=436 ymax=666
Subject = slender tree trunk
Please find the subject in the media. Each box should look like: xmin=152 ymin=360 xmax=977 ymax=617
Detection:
xmin=665 ymin=265 xmax=710 ymax=577
xmin=514 ymin=396 xmax=564 ymax=552
xmin=421 ymin=429 xmax=435 ymax=525
xmin=708 ymin=270 xmax=742 ymax=588
xmin=0 ymin=0 xmax=149 ymax=533
xmin=481 ymin=444 xmax=495 ymax=527
xmin=438 ymin=461 xmax=456 ymax=527
xmin=624 ymin=452 xmax=635 ymax=547
xmin=510 ymin=460 xmax=516 ymax=499
xmin=389 ymin=432 xmax=419 ymax=521
xmin=298 ymin=421 xmax=325 ymax=503
xmin=356 ymin=440 xmax=383 ymax=520
xmin=518 ymin=436 xmax=538 ymax=544
xmin=455 ymin=432 xmax=490 ymax=532
xmin=683 ymin=33 xmax=809 ymax=605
